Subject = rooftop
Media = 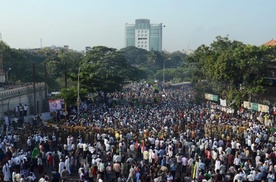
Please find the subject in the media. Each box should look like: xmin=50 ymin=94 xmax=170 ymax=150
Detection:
xmin=263 ymin=39 xmax=276 ymax=47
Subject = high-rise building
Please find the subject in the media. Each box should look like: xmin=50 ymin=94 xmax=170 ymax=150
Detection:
xmin=125 ymin=19 xmax=163 ymax=52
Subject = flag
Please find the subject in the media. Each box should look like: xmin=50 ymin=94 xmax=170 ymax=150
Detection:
xmin=219 ymin=99 xmax=227 ymax=107
xmin=229 ymin=99 xmax=235 ymax=106
xmin=31 ymin=146 xmax=40 ymax=158
xmin=154 ymin=85 xmax=159 ymax=93
xmin=192 ymin=162 xmax=198 ymax=179
xmin=135 ymin=140 xmax=139 ymax=149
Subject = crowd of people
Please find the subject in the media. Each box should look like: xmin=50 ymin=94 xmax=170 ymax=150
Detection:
xmin=1 ymin=82 xmax=276 ymax=182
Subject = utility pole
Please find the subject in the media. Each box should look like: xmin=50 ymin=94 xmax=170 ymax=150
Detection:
xmin=44 ymin=62 xmax=48 ymax=112
xmin=0 ymin=33 xmax=3 ymax=83
xmin=33 ymin=63 xmax=36 ymax=115
xmin=65 ymin=62 xmax=68 ymax=89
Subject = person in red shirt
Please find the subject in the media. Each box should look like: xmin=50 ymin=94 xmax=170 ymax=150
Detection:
xmin=204 ymin=148 xmax=212 ymax=172
xmin=227 ymin=154 xmax=234 ymax=168
xmin=48 ymin=153 xmax=54 ymax=169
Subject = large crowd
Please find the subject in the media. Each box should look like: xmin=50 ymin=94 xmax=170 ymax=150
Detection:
xmin=1 ymin=82 xmax=276 ymax=182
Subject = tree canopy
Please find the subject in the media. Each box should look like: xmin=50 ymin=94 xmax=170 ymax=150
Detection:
xmin=68 ymin=46 xmax=143 ymax=102
xmin=188 ymin=36 xmax=276 ymax=107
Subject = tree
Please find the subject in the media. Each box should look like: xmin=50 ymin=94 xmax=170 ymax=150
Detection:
xmin=71 ymin=46 xmax=143 ymax=101
xmin=120 ymin=46 xmax=148 ymax=66
xmin=188 ymin=36 xmax=271 ymax=107
xmin=147 ymin=50 xmax=157 ymax=66
xmin=44 ymin=51 xmax=83 ymax=91
xmin=0 ymin=42 xmax=45 ymax=84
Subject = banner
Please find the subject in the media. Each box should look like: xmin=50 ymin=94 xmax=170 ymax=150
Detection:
xmin=49 ymin=99 xmax=62 ymax=112
xmin=251 ymin=102 xmax=259 ymax=111
xmin=258 ymin=104 xmax=269 ymax=113
xmin=220 ymin=99 xmax=227 ymax=107
xmin=205 ymin=93 xmax=219 ymax=102
xmin=204 ymin=93 xmax=212 ymax=101
xmin=243 ymin=101 xmax=251 ymax=110
xmin=243 ymin=101 xmax=269 ymax=113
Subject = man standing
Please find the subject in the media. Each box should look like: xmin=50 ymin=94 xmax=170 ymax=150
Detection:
xmin=61 ymin=167 xmax=69 ymax=182
xmin=52 ymin=170 xmax=61 ymax=182
xmin=65 ymin=156 xmax=71 ymax=175
xmin=113 ymin=161 xmax=121 ymax=179
xmin=14 ymin=106 xmax=19 ymax=117
xmin=23 ymin=104 xmax=29 ymax=116
xmin=19 ymin=104 xmax=24 ymax=117
xmin=58 ymin=159 xmax=65 ymax=174
xmin=2 ymin=162 xmax=11 ymax=182
xmin=4 ymin=113 xmax=9 ymax=133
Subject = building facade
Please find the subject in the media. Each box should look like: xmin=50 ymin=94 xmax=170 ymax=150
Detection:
xmin=125 ymin=19 xmax=163 ymax=52
xmin=0 ymin=83 xmax=47 ymax=118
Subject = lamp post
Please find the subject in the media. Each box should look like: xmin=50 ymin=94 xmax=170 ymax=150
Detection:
xmin=163 ymin=58 xmax=170 ymax=84
xmin=77 ymin=61 xmax=93 ymax=117
xmin=6 ymin=68 xmax=11 ymax=83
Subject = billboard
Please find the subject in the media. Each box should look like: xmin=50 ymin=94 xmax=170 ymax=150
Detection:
xmin=49 ymin=99 xmax=62 ymax=112
xmin=204 ymin=93 xmax=218 ymax=102
xmin=243 ymin=101 xmax=269 ymax=113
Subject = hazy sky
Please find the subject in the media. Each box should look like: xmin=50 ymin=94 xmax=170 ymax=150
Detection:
xmin=0 ymin=0 xmax=276 ymax=52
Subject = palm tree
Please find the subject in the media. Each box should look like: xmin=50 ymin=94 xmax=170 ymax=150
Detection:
xmin=147 ymin=50 xmax=157 ymax=66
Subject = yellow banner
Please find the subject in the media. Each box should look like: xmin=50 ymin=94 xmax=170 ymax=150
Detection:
xmin=258 ymin=104 xmax=269 ymax=113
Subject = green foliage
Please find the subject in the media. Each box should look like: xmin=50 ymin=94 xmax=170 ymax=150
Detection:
xmin=58 ymin=87 xmax=87 ymax=107
xmin=44 ymin=51 xmax=83 ymax=91
xmin=121 ymin=46 xmax=148 ymax=65
xmin=121 ymin=47 xmax=188 ymax=81
xmin=188 ymin=36 xmax=274 ymax=107
xmin=71 ymin=46 xmax=143 ymax=96
xmin=0 ymin=42 xmax=46 ymax=83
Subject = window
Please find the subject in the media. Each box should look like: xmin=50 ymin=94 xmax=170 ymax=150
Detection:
xmin=138 ymin=41 xmax=140 ymax=44
xmin=141 ymin=45 xmax=143 ymax=47
xmin=138 ymin=45 xmax=140 ymax=47
xmin=138 ymin=34 xmax=140 ymax=37
xmin=138 ymin=30 xmax=140 ymax=33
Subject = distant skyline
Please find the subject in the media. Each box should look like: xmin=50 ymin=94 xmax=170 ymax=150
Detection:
xmin=1 ymin=0 xmax=276 ymax=52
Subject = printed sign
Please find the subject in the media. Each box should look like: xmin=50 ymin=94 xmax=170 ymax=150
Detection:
xmin=49 ymin=99 xmax=62 ymax=112
xmin=205 ymin=93 xmax=219 ymax=102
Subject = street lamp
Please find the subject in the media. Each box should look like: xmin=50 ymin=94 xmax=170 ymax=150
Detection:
xmin=163 ymin=58 xmax=170 ymax=84
xmin=77 ymin=61 xmax=93 ymax=117
xmin=5 ymin=68 xmax=11 ymax=83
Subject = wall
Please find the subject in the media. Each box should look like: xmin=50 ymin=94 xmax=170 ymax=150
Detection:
xmin=0 ymin=82 xmax=47 ymax=118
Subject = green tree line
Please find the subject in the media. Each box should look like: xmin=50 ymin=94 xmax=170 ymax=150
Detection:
xmin=187 ymin=36 xmax=276 ymax=107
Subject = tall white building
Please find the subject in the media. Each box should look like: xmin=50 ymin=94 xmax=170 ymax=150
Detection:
xmin=125 ymin=19 xmax=163 ymax=52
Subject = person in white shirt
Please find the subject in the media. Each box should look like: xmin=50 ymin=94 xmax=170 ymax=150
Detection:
xmin=27 ymin=137 xmax=32 ymax=150
xmin=65 ymin=156 xmax=71 ymax=175
xmin=214 ymin=158 xmax=221 ymax=172
xmin=4 ymin=114 xmax=9 ymax=132
xmin=255 ymin=154 xmax=261 ymax=167
xmin=59 ymin=159 xmax=65 ymax=174
xmin=233 ymin=155 xmax=241 ymax=166
xmin=267 ymin=171 xmax=275 ymax=182
xmin=23 ymin=104 xmax=28 ymax=116
xmin=82 ymin=143 xmax=88 ymax=158
xmin=148 ymin=147 xmax=153 ymax=164
xmin=247 ymin=170 xmax=255 ymax=181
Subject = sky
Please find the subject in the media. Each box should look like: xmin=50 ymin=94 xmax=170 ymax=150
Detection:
xmin=0 ymin=0 xmax=276 ymax=52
